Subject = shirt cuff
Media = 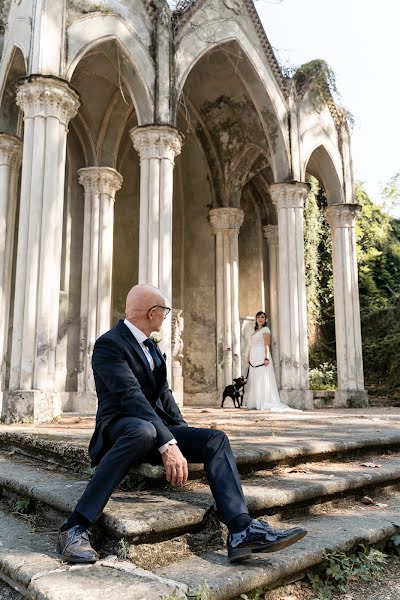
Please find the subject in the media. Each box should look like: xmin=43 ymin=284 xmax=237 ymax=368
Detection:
xmin=158 ymin=438 xmax=178 ymax=454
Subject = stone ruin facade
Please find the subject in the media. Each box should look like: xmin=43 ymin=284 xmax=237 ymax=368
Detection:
xmin=0 ymin=0 xmax=367 ymax=422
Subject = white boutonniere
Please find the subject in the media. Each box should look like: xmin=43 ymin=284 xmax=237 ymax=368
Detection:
xmin=149 ymin=332 xmax=162 ymax=345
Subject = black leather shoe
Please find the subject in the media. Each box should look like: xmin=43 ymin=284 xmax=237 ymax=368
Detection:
xmin=228 ymin=518 xmax=307 ymax=562
xmin=56 ymin=525 xmax=99 ymax=563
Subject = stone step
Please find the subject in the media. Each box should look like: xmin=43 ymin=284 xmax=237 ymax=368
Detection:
xmin=1 ymin=495 xmax=399 ymax=600
xmin=2 ymin=416 xmax=400 ymax=484
xmin=0 ymin=509 xmax=189 ymax=600
xmin=1 ymin=450 xmax=400 ymax=547
xmin=154 ymin=497 xmax=400 ymax=599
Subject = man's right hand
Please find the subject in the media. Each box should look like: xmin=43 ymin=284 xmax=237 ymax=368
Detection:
xmin=162 ymin=443 xmax=188 ymax=486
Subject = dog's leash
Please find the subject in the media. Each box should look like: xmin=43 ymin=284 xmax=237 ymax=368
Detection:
xmin=245 ymin=361 xmax=265 ymax=380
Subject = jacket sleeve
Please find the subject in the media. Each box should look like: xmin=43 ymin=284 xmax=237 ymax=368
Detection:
xmin=92 ymin=337 xmax=175 ymax=447
xmin=159 ymin=381 xmax=188 ymax=427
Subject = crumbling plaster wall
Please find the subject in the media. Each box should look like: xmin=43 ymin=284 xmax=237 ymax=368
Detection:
xmin=175 ymin=131 xmax=217 ymax=405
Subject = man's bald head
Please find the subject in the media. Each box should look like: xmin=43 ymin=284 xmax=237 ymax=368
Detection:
xmin=125 ymin=284 xmax=168 ymax=335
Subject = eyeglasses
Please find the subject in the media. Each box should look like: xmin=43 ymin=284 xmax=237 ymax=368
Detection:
xmin=147 ymin=305 xmax=171 ymax=317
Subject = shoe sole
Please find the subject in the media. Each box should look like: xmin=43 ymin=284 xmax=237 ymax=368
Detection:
xmin=229 ymin=529 xmax=307 ymax=563
xmin=57 ymin=552 xmax=99 ymax=564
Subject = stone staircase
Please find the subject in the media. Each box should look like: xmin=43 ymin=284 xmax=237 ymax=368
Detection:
xmin=0 ymin=407 xmax=400 ymax=599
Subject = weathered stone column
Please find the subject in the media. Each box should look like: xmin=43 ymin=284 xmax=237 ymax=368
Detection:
xmin=78 ymin=167 xmax=123 ymax=394
xmin=171 ymin=308 xmax=184 ymax=407
xmin=0 ymin=134 xmax=22 ymax=400
xmin=209 ymin=208 xmax=244 ymax=392
xmin=325 ymin=203 xmax=367 ymax=407
xmin=130 ymin=125 xmax=183 ymax=373
xmin=6 ymin=77 xmax=80 ymax=423
xmin=263 ymin=224 xmax=280 ymax=387
xmin=270 ymin=182 xmax=313 ymax=409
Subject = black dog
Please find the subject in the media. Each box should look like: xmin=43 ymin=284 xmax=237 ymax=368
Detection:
xmin=221 ymin=376 xmax=247 ymax=408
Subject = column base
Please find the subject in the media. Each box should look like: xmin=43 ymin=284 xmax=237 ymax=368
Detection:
xmin=172 ymin=362 xmax=184 ymax=408
xmin=334 ymin=390 xmax=368 ymax=408
xmin=280 ymin=389 xmax=314 ymax=410
xmin=2 ymin=390 xmax=62 ymax=424
xmin=60 ymin=391 xmax=97 ymax=414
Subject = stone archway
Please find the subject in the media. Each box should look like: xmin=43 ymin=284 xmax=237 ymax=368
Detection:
xmin=175 ymin=39 xmax=286 ymax=404
xmin=57 ymin=38 xmax=148 ymax=409
xmin=304 ymin=146 xmax=367 ymax=407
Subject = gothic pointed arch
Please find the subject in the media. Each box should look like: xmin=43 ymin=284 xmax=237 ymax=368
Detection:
xmin=65 ymin=14 xmax=154 ymax=125
xmin=304 ymin=144 xmax=344 ymax=205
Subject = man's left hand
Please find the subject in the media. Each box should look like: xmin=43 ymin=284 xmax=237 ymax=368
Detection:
xmin=162 ymin=444 xmax=188 ymax=486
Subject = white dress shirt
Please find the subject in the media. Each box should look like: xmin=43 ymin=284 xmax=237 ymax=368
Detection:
xmin=123 ymin=318 xmax=177 ymax=454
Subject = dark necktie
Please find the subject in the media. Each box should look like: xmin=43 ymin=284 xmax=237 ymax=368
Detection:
xmin=143 ymin=338 xmax=163 ymax=374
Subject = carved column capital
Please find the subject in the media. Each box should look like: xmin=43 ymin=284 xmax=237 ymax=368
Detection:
xmin=78 ymin=167 xmax=123 ymax=199
xmin=263 ymin=224 xmax=279 ymax=245
xmin=325 ymin=203 xmax=361 ymax=228
xmin=0 ymin=134 xmax=22 ymax=169
xmin=129 ymin=125 xmax=183 ymax=162
xmin=16 ymin=77 xmax=80 ymax=125
xmin=209 ymin=207 xmax=244 ymax=234
xmin=270 ymin=182 xmax=309 ymax=210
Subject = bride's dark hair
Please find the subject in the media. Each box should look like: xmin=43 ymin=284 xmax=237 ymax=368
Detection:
xmin=254 ymin=311 xmax=268 ymax=331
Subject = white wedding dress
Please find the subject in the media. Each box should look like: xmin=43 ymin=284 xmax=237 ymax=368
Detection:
xmin=243 ymin=327 xmax=295 ymax=411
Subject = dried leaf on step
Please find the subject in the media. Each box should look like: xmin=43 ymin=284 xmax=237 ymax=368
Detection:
xmin=361 ymin=496 xmax=375 ymax=505
xmin=375 ymin=502 xmax=389 ymax=508
xmin=287 ymin=467 xmax=311 ymax=473
xmin=209 ymin=422 xmax=217 ymax=429
xmin=360 ymin=462 xmax=382 ymax=468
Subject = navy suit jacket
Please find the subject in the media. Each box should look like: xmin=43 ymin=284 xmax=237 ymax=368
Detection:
xmin=88 ymin=320 xmax=187 ymax=466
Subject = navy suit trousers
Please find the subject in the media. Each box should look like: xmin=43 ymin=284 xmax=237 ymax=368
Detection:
xmin=75 ymin=416 xmax=248 ymax=525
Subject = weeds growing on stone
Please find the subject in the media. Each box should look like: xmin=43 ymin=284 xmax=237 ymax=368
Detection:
xmin=163 ymin=584 xmax=210 ymax=600
xmin=307 ymin=545 xmax=387 ymax=599
xmin=14 ymin=498 xmax=32 ymax=514
xmin=238 ymin=588 xmax=263 ymax=600
xmin=117 ymin=537 xmax=129 ymax=560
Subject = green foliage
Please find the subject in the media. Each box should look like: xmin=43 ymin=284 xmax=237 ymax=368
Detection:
xmin=381 ymin=171 xmax=400 ymax=214
xmin=163 ymin=590 xmax=187 ymax=600
xmin=163 ymin=592 xmax=187 ymax=600
xmin=283 ymin=59 xmax=353 ymax=128
xmin=117 ymin=538 xmax=130 ymax=560
xmin=355 ymin=183 xmax=400 ymax=396
xmin=14 ymin=498 xmax=32 ymax=514
xmin=186 ymin=584 xmax=210 ymax=600
xmin=305 ymin=176 xmax=400 ymax=397
xmin=309 ymin=362 xmax=337 ymax=390
xmin=163 ymin=588 xmax=210 ymax=600
xmin=69 ymin=0 xmax=114 ymax=15
xmin=238 ymin=589 xmax=263 ymax=600
xmin=291 ymin=59 xmax=339 ymax=104
xmin=304 ymin=177 xmax=336 ymax=373
xmin=307 ymin=546 xmax=387 ymax=599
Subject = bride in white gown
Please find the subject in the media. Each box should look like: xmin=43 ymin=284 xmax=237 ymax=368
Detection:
xmin=243 ymin=311 xmax=296 ymax=411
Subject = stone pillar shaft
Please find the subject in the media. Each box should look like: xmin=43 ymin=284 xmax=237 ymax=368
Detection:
xmin=325 ymin=203 xmax=367 ymax=406
xmin=270 ymin=182 xmax=312 ymax=409
xmin=130 ymin=125 xmax=183 ymax=373
xmin=210 ymin=208 xmax=244 ymax=390
xmin=6 ymin=77 xmax=79 ymax=422
xmin=78 ymin=167 xmax=122 ymax=392
xmin=0 ymin=135 xmax=22 ymax=394
xmin=263 ymin=224 xmax=280 ymax=386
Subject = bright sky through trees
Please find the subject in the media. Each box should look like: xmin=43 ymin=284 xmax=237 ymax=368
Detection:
xmin=256 ymin=0 xmax=400 ymax=216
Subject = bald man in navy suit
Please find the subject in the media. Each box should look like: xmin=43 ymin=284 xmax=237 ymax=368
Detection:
xmin=57 ymin=284 xmax=306 ymax=563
